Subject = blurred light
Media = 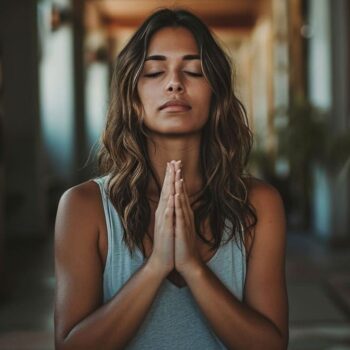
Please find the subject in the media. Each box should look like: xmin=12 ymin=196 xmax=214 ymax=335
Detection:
xmin=274 ymin=114 xmax=289 ymax=129
xmin=300 ymin=24 xmax=313 ymax=38
xmin=275 ymin=157 xmax=290 ymax=177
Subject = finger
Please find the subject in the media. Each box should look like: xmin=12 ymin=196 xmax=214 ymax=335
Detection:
xmin=172 ymin=160 xmax=181 ymax=175
xmin=175 ymin=160 xmax=182 ymax=170
xmin=164 ymin=163 xmax=175 ymax=197
xmin=174 ymin=167 xmax=182 ymax=195
xmin=159 ymin=162 xmax=170 ymax=202
xmin=178 ymin=179 xmax=191 ymax=229
xmin=173 ymin=168 xmax=190 ymax=228
xmin=170 ymin=161 xmax=180 ymax=196
xmin=161 ymin=162 xmax=175 ymax=202
xmin=175 ymin=193 xmax=185 ymax=233
xmin=175 ymin=168 xmax=181 ymax=188
xmin=163 ymin=199 xmax=174 ymax=242
xmin=169 ymin=162 xmax=175 ymax=196
xmin=165 ymin=193 xmax=174 ymax=228
xmin=171 ymin=160 xmax=180 ymax=168
xmin=181 ymin=178 xmax=195 ymax=231
xmin=182 ymin=178 xmax=193 ymax=215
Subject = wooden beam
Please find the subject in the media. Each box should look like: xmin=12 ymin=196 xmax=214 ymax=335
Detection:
xmin=100 ymin=12 xmax=257 ymax=30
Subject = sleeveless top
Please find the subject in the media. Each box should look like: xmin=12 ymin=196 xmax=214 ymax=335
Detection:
xmin=93 ymin=176 xmax=247 ymax=350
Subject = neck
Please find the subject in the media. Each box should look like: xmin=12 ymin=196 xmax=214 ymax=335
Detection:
xmin=146 ymin=132 xmax=204 ymax=200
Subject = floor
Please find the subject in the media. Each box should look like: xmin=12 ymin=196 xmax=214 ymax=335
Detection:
xmin=0 ymin=231 xmax=349 ymax=350
xmin=286 ymin=232 xmax=350 ymax=349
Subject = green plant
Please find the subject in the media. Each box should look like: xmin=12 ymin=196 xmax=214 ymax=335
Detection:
xmin=248 ymin=96 xmax=350 ymax=229
xmin=276 ymin=97 xmax=350 ymax=175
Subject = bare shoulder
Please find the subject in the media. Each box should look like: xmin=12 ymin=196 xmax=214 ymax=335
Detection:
xmin=247 ymin=177 xmax=284 ymax=210
xmin=58 ymin=180 xmax=102 ymax=211
xmin=243 ymin=177 xmax=286 ymax=257
xmin=55 ymin=180 xmax=106 ymax=246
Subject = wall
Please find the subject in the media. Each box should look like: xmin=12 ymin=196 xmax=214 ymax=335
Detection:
xmin=0 ymin=0 xmax=46 ymax=237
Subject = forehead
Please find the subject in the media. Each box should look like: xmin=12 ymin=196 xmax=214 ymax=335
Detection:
xmin=147 ymin=27 xmax=199 ymax=56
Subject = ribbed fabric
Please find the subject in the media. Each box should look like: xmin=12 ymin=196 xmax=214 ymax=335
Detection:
xmin=93 ymin=175 xmax=247 ymax=350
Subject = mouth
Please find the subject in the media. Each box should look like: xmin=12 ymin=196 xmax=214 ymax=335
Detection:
xmin=159 ymin=100 xmax=192 ymax=111
xmin=161 ymin=105 xmax=192 ymax=112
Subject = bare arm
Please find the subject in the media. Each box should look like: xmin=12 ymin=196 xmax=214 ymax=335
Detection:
xmin=54 ymin=181 xmax=172 ymax=350
xmin=180 ymin=181 xmax=289 ymax=349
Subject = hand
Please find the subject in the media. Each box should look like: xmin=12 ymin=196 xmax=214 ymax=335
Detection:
xmin=172 ymin=161 xmax=203 ymax=275
xmin=148 ymin=162 xmax=175 ymax=277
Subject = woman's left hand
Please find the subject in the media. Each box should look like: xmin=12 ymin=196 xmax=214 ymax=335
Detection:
xmin=171 ymin=161 xmax=203 ymax=275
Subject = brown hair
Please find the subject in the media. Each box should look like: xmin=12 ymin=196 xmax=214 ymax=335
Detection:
xmin=98 ymin=8 xmax=257 ymax=257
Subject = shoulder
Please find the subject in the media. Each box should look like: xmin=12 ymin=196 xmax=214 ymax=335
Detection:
xmin=243 ymin=176 xmax=286 ymax=257
xmin=58 ymin=179 xmax=104 ymax=216
xmin=55 ymin=179 xmax=106 ymax=243
xmin=246 ymin=177 xmax=284 ymax=214
xmin=59 ymin=179 xmax=102 ymax=206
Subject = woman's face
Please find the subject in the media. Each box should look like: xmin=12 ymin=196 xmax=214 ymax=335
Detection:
xmin=137 ymin=27 xmax=212 ymax=136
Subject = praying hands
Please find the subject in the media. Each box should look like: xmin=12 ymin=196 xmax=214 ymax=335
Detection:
xmin=148 ymin=160 xmax=203 ymax=278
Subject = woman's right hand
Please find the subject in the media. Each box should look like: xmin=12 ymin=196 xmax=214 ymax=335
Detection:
xmin=147 ymin=162 xmax=175 ymax=276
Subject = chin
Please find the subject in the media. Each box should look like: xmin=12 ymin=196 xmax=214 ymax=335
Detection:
xmin=150 ymin=127 xmax=203 ymax=137
xmin=147 ymin=125 xmax=202 ymax=137
xmin=144 ymin=120 xmax=206 ymax=136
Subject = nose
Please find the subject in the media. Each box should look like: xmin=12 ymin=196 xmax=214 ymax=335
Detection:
xmin=165 ymin=73 xmax=184 ymax=93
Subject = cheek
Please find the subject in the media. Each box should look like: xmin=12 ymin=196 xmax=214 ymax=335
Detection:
xmin=137 ymin=83 xmax=158 ymax=111
xmin=196 ymin=88 xmax=212 ymax=113
xmin=137 ymin=83 xmax=146 ymax=105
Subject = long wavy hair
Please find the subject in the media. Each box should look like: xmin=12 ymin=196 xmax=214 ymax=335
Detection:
xmin=98 ymin=8 xmax=257 ymax=258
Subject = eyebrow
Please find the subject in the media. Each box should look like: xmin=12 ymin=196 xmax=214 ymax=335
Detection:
xmin=144 ymin=54 xmax=200 ymax=61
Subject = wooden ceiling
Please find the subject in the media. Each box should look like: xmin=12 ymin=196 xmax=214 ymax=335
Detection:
xmin=89 ymin=0 xmax=265 ymax=31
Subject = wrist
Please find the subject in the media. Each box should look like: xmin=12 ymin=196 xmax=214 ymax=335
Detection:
xmin=178 ymin=260 xmax=206 ymax=281
xmin=144 ymin=256 xmax=172 ymax=279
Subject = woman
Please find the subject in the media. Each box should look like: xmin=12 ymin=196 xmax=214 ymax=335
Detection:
xmin=54 ymin=8 xmax=289 ymax=350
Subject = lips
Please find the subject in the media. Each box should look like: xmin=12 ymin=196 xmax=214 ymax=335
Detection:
xmin=159 ymin=100 xmax=191 ymax=110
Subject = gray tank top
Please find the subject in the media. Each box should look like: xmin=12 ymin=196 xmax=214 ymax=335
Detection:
xmin=93 ymin=175 xmax=247 ymax=350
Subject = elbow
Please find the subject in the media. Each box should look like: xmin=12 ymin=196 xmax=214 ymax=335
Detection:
xmin=257 ymin=338 xmax=287 ymax=350
xmin=251 ymin=331 xmax=288 ymax=350
xmin=281 ymin=335 xmax=289 ymax=350
xmin=268 ymin=323 xmax=288 ymax=350
xmin=55 ymin=338 xmax=90 ymax=350
xmin=227 ymin=333 xmax=288 ymax=350
xmin=55 ymin=334 xmax=124 ymax=350
xmin=55 ymin=336 xmax=75 ymax=350
xmin=55 ymin=332 xmax=67 ymax=350
xmin=55 ymin=338 xmax=66 ymax=350
xmin=55 ymin=328 xmax=75 ymax=350
xmin=271 ymin=331 xmax=288 ymax=350
xmin=277 ymin=327 xmax=289 ymax=350
xmin=55 ymin=336 xmax=97 ymax=350
xmin=55 ymin=334 xmax=81 ymax=350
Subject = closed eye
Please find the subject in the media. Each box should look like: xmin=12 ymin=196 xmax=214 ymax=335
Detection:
xmin=143 ymin=71 xmax=203 ymax=78
xmin=144 ymin=72 xmax=163 ymax=78
xmin=185 ymin=71 xmax=203 ymax=77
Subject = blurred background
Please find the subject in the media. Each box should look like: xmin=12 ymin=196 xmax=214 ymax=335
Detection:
xmin=0 ymin=0 xmax=349 ymax=349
